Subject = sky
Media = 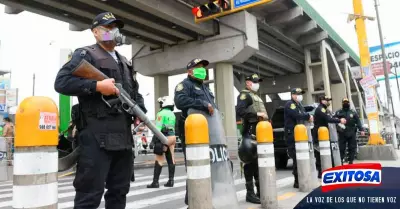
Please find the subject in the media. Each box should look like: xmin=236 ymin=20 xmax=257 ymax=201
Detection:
xmin=0 ymin=0 xmax=399 ymax=120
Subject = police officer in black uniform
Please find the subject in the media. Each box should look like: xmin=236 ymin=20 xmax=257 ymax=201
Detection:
xmin=334 ymin=98 xmax=364 ymax=164
xmin=54 ymin=12 xmax=147 ymax=209
xmin=174 ymin=58 xmax=217 ymax=208
xmin=284 ymin=88 xmax=313 ymax=188
xmin=313 ymin=96 xmax=346 ymax=177
xmin=236 ymin=73 xmax=267 ymax=204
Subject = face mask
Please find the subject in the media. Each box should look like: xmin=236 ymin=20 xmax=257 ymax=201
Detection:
xmin=98 ymin=27 xmax=126 ymax=46
xmin=343 ymin=103 xmax=350 ymax=109
xmin=193 ymin=67 xmax=207 ymax=80
xmin=250 ymin=83 xmax=260 ymax=92
xmin=297 ymin=95 xmax=303 ymax=102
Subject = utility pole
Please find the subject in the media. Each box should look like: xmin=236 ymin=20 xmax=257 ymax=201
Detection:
xmin=394 ymin=66 xmax=400 ymax=101
xmin=374 ymin=0 xmax=398 ymax=149
xmin=32 ymin=73 xmax=35 ymax=96
xmin=350 ymin=0 xmax=384 ymax=145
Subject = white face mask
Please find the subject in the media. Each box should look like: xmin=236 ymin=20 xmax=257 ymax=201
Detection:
xmin=297 ymin=95 xmax=303 ymax=102
xmin=250 ymin=83 xmax=260 ymax=92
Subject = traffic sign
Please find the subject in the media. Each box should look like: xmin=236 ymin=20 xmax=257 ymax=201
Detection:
xmin=194 ymin=0 xmax=274 ymax=23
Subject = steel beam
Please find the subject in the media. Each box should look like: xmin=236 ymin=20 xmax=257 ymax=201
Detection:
xmin=234 ymin=64 xmax=274 ymax=77
xmin=4 ymin=6 xmax=23 ymax=14
xmin=284 ymin=20 xmax=317 ymax=38
xmin=298 ymin=31 xmax=328 ymax=46
xmin=245 ymin=59 xmax=286 ymax=75
xmin=31 ymin=0 xmax=176 ymax=45
xmin=69 ymin=24 xmax=85 ymax=31
xmin=336 ymin=53 xmax=350 ymax=63
xmin=324 ymin=42 xmax=345 ymax=84
xmin=120 ymin=0 xmax=215 ymax=36
xmin=257 ymin=20 xmax=303 ymax=52
xmin=268 ymin=6 xmax=303 ymax=26
xmin=255 ymin=45 xmax=302 ymax=73
xmin=79 ymin=0 xmax=193 ymax=41
xmin=258 ymin=31 xmax=304 ymax=61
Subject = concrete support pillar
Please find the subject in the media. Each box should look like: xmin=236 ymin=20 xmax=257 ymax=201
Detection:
xmin=320 ymin=40 xmax=332 ymax=111
xmin=304 ymin=48 xmax=314 ymax=105
xmin=331 ymin=83 xmax=347 ymax=111
xmin=344 ymin=59 xmax=352 ymax=103
xmin=214 ymin=63 xmax=237 ymax=157
xmin=358 ymin=92 xmax=365 ymax=122
xmin=154 ymin=75 xmax=169 ymax=113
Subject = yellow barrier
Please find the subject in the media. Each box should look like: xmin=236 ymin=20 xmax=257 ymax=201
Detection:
xmin=185 ymin=114 xmax=212 ymax=209
xmin=256 ymin=121 xmax=277 ymax=208
xmin=13 ymin=96 xmax=59 ymax=208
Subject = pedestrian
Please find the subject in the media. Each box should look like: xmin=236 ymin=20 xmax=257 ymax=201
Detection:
xmin=334 ymin=98 xmax=364 ymax=164
xmin=2 ymin=117 xmax=13 ymax=166
xmin=236 ymin=73 xmax=267 ymax=204
xmin=174 ymin=58 xmax=216 ymax=207
xmin=284 ymin=88 xmax=313 ymax=188
xmin=312 ymin=96 xmax=346 ymax=177
xmin=147 ymin=96 xmax=177 ymax=188
xmin=54 ymin=12 xmax=147 ymax=209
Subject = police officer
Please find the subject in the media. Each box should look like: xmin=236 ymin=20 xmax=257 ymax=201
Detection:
xmin=284 ymin=88 xmax=313 ymax=188
xmin=54 ymin=12 xmax=147 ymax=209
xmin=174 ymin=58 xmax=216 ymax=207
xmin=147 ymin=96 xmax=176 ymax=188
xmin=236 ymin=73 xmax=266 ymax=204
xmin=334 ymin=98 xmax=364 ymax=164
xmin=313 ymin=96 xmax=346 ymax=177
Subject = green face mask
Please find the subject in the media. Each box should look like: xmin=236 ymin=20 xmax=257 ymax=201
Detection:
xmin=193 ymin=67 xmax=207 ymax=80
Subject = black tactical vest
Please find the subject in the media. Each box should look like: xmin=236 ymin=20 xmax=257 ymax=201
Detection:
xmin=78 ymin=44 xmax=136 ymax=150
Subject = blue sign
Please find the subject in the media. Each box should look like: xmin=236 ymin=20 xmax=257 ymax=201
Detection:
xmin=234 ymin=0 xmax=261 ymax=8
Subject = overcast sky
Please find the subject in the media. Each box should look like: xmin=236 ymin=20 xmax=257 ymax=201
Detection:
xmin=0 ymin=0 xmax=399 ymax=119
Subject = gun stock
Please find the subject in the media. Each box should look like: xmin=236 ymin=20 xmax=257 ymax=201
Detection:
xmin=72 ymin=59 xmax=109 ymax=81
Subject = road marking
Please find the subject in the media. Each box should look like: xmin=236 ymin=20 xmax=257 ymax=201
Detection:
xmin=278 ymin=192 xmax=296 ymax=200
xmin=58 ymin=171 xmax=75 ymax=178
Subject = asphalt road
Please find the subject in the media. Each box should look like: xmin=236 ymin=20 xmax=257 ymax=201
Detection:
xmin=0 ymin=161 xmax=296 ymax=209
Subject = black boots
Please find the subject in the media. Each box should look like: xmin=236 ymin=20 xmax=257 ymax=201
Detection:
xmin=255 ymin=181 xmax=260 ymax=198
xmin=147 ymin=161 xmax=162 ymax=188
xmin=293 ymin=176 xmax=299 ymax=188
xmin=245 ymin=182 xmax=261 ymax=204
xmin=164 ymin=164 xmax=175 ymax=187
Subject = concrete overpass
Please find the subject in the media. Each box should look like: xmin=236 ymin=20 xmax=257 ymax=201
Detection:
xmin=1 ymin=0 xmax=366 ymax=151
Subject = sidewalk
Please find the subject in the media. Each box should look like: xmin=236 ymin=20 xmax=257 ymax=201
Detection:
xmin=240 ymin=150 xmax=400 ymax=209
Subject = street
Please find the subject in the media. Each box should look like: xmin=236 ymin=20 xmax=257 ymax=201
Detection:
xmin=0 ymin=161 xmax=295 ymax=209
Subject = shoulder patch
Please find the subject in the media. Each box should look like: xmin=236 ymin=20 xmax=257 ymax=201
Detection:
xmin=321 ymin=108 xmax=326 ymax=113
xmin=350 ymin=114 xmax=353 ymax=118
xmin=290 ymin=103 xmax=296 ymax=110
xmin=240 ymin=93 xmax=246 ymax=100
xmin=175 ymin=83 xmax=183 ymax=92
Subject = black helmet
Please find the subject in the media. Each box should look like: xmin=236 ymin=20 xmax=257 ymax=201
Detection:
xmin=238 ymin=136 xmax=257 ymax=164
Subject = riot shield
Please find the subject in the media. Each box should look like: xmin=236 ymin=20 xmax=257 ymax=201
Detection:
xmin=305 ymin=122 xmax=318 ymax=188
xmin=328 ymin=123 xmax=342 ymax=167
xmin=187 ymin=108 xmax=239 ymax=209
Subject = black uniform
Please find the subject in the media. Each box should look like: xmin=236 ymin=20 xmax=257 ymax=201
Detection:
xmin=236 ymin=90 xmax=261 ymax=204
xmin=174 ymin=59 xmax=216 ymax=206
xmin=54 ymin=43 xmax=146 ymax=209
xmin=284 ymin=98 xmax=310 ymax=185
xmin=334 ymin=107 xmax=363 ymax=164
xmin=312 ymin=103 xmax=340 ymax=176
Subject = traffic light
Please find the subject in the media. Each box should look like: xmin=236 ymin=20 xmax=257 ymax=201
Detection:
xmin=192 ymin=0 xmax=231 ymax=20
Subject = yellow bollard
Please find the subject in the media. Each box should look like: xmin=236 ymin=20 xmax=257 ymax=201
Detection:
xmin=185 ymin=114 xmax=212 ymax=209
xmin=13 ymin=96 xmax=59 ymax=209
xmin=318 ymin=127 xmax=332 ymax=171
xmin=294 ymin=124 xmax=312 ymax=192
xmin=256 ymin=121 xmax=277 ymax=209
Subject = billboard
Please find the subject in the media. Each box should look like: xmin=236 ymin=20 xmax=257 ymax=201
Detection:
xmin=370 ymin=41 xmax=400 ymax=77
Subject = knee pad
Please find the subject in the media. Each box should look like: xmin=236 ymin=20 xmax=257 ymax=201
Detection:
xmin=165 ymin=148 xmax=173 ymax=164
xmin=153 ymin=142 xmax=164 ymax=155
